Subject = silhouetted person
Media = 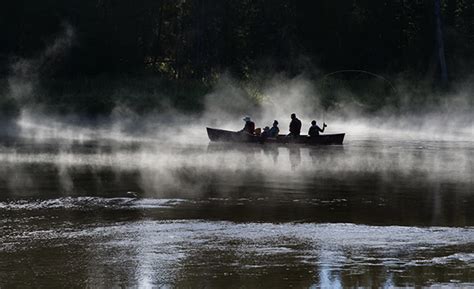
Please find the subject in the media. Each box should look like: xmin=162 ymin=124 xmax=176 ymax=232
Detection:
xmin=288 ymin=113 xmax=301 ymax=138
xmin=261 ymin=126 xmax=271 ymax=138
xmin=268 ymin=120 xmax=280 ymax=137
xmin=308 ymin=120 xmax=327 ymax=137
xmin=240 ymin=116 xmax=255 ymax=134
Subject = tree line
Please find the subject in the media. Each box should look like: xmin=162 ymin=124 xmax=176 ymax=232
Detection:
xmin=1 ymin=0 xmax=473 ymax=83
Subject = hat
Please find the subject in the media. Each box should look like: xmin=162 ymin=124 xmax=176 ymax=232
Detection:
xmin=243 ymin=116 xmax=251 ymax=121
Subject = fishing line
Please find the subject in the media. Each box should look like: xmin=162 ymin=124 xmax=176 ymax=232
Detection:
xmin=321 ymin=69 xmax=398 ymax=96
xmin=319 ymin=69 xmax=398 ymax=125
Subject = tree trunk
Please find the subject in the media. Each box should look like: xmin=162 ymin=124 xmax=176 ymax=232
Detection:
xmin=434 ymin=0 xmax=448 ymax=85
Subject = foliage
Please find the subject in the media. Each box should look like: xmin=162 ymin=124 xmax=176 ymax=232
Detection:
xmin=0 ymin=0 xmax=473 ymax=117
xmin=1 ymin=0 xmax=473 ymax=80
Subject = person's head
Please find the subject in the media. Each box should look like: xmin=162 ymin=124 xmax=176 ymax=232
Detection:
xmin=243 ymin=116 xmax=251 ymax=122
xmin=264 ymin=126 xmax=270 ymax=131
xmin=291 ymin=113 xmax=296 ymax=119
xmin=273 ymin=120 xmax=278 ymax=127
xmin=311 ymin=120 xmax=316 ymax=125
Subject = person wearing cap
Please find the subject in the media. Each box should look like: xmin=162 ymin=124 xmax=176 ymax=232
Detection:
xmin=288 ymin=113 xmax=302 ymax=138
xmin=240 ymin=116 xmax=255 ymax=135
xmin=268 ymin=120 xmax=280 ymax=137
xmin=308 ymin=120 xmax=327 ymax=137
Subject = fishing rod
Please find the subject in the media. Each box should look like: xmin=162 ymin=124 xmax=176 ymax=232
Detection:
xmin=318 ymin=69 xmax=399 ymax=125
xmin=320 ymin=69 xmax=398 ymax=96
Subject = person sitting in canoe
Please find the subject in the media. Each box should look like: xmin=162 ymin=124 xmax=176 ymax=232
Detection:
xmin=268 ymin=120 xmax=280 ymax=137
xmin=308 ymin=120 xmax=327 ymax=137
xmin=240 ymin=116 xmax=255 ymax=135
xmin=261 ymin=126 xmax=271 ymax=138
xmin=287 ymin=113 xmax=302 ymax=138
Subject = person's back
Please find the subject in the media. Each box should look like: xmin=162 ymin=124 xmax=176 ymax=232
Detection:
xmin=269 ymin=120 xmax=279 ymax=137
xmin=308 ymin=125 xmax=320 ymax=137
xmin=261 ymin=126 xmax=271 ymax=138
xmin=308 ymin=120 xmax=326 ymax=137
xmin=243 ymin=120 xmax=255 ymax=134
xmin=240 ymin=116 xmax=256 ymax=134
xmin=269 ymin=126 xmax=279 ymax=137
xmin=289 ymin=113 xmax=302 ymax=137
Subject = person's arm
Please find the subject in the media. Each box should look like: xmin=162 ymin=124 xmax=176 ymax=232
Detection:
xmin=318 ymin=123 xmax=327 ymax=133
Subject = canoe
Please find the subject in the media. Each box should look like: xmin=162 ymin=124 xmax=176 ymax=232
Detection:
xmin=206 ymin=127 xmax=345 ymax=145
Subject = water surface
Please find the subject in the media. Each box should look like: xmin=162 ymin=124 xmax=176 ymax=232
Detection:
xmin=0 ymin=134 xmax=472 ymax=287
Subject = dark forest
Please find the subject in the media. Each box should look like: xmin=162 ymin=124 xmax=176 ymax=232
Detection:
xmin=1 ymin=0 xmax=473 ymax=117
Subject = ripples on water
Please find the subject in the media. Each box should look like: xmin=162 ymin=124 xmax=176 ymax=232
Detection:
xmin=0 ymin=135 xmax=473 ymax=287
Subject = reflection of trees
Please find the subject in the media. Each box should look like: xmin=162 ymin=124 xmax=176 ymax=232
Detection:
xmin=0 ymin=141 xmax=472 ymax=226
xmin=1 ymin=139 xmax=474 ymax=287
xmin=0 ymin=160 xmax=144 ymax=200
xmin=173 ymin=235 xmax=314 ymax=288
xmin=0 ymin=216 xmax=473 ymax=287
xmin=0 ymin=243 xmax=93 ymax=288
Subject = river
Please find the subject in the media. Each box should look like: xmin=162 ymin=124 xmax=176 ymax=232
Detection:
xmin=0 ymin=133 xmax=472 ymax=287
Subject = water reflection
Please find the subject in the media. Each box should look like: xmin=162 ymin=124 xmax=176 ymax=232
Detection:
xmin=262 ymin=145 xmax=279 ymax=163
xmin=314 ymin=249 xmax=343 ymax=289
xmin=289 ymin=146 xmax=301 ymax=169
xmin=0 ymin=219 xmax=472 ymax=287
xmin=0 ymin=138 xmax=473 ymax=287
xmin=0 ymin=139 xmax=472 ymax=226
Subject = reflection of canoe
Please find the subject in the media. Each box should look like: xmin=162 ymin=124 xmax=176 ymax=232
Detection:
xmin=206 ymin=127 xmax=345 ymax=145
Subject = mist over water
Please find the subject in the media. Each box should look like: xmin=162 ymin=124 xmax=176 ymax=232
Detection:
xmin=1 ymin=104 xmax=473 ymax=287
xmin=2 ymin=4 xmax=474 ymax=286
xmin=1 ymin=62 xmax=474 ymax=287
